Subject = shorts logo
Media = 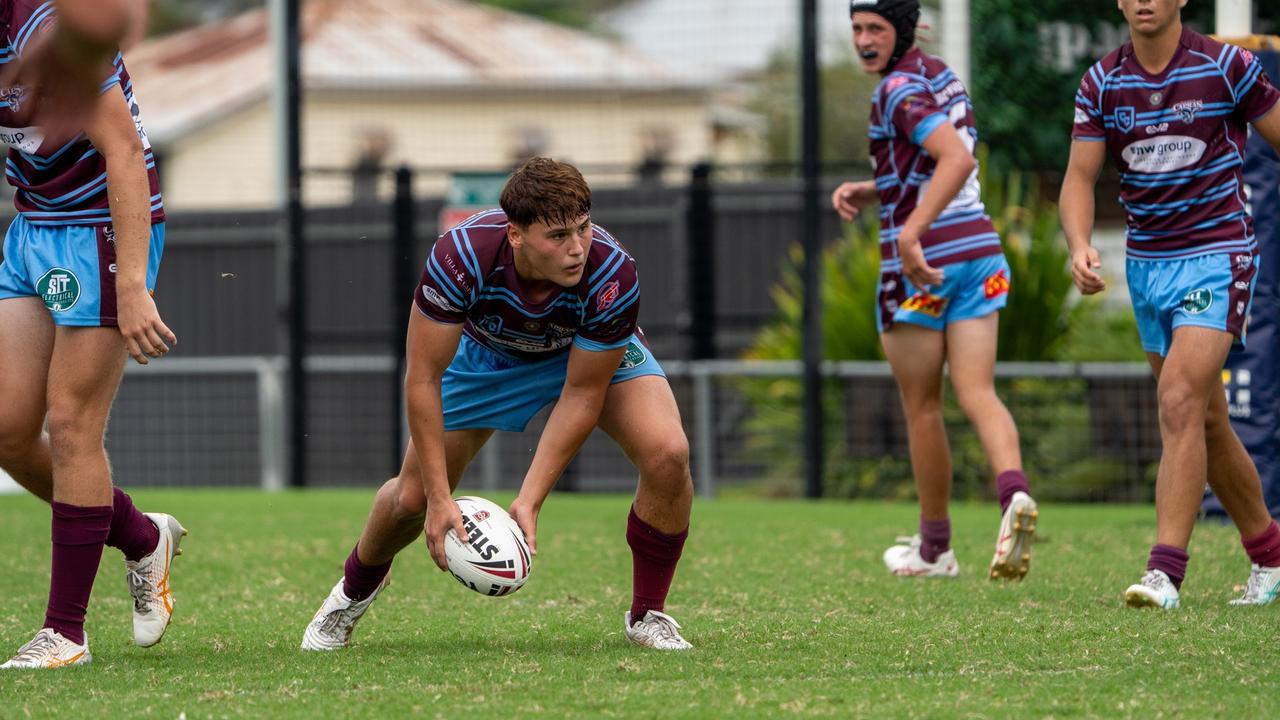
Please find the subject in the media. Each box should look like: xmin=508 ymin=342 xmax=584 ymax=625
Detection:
xmin=617 ymin=342 xmax=646 ymax=370
xmin=983 ymin=269 xmax=1009 ymax=299
xmin=37 ymin=268 xmax=80 ymax=313
xmin=596 ymin=281 xmax=620 ymax=311
xmin=1181 ymin=288 xmax=1212 ymax=315
xmin=900 ymin=292 xmax=948 ymax=317
xmin=1115 ymin=106 xmax=1135 ymax=132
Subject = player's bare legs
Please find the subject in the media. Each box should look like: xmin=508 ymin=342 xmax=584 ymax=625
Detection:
xmin=597 ymin=375 xmax=694 ymax=649
xmin=881 ymin=324 xmax=950 ymax=519
xmin=945 ymin=314 xmax=1020 ymax=474
xmin=302 ymin=429 xmax=490 ymax=651
xmin=0 ymin=297 xmax=54 ymax=499
xmin=355 ymin=430 xmax=492 ymax=566
xmin=945 ymin=313 xmax=1036 ymax=580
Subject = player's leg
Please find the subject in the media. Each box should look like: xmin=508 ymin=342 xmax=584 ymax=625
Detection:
xmin=944 ymin=313 xmax=1037 ymax=580
xmin=0 ymin=296 xmax=54 ymax=499
xmin=879 ymin=323 xmax=957 ymax=576
xmin=596 ymin=374 xmax=694 ymax=650
xmin=1124 ymin=328 xmax=1233 ymax=609
xmin=302 ymin=429 xmax=491 ymax=651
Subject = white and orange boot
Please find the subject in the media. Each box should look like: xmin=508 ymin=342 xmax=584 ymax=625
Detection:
xmin=1 ymin=628 xmax=91 ymax=669
xmin=127 ymin=512 xmax=187 ymax=647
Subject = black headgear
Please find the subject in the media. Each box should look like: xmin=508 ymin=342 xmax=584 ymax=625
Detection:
xmin=849 ymin=0 xmax=921 ymax=70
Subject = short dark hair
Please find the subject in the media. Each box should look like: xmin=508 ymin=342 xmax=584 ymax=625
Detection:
xmin=500 ymin=157 xmax=592 ymax=229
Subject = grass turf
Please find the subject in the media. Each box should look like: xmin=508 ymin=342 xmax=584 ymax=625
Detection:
xmin=0 ymin=490 xmax=1274 ymax=718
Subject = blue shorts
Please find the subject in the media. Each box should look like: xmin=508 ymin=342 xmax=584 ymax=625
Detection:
xmin=1127 ymin=252 xmax=1258 ymax=357
xmin=877 ymin=253 xmax=1010 ymax=333
xmin=0 ymin=215 xmax=165 ymax=327
xmin=441 ymin=333 xmax=666 ymax=432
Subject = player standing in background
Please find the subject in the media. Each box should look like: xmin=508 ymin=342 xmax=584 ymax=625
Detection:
xmin=301 ymin=158 xmax=695 ymax=651
xmin=831 ymin=0 xmax=1038 ymax=581
xmin=1061 ymin=0 xmax=1280 ymax=609
xmin=0 ymin=0 xmax=185 ymax=669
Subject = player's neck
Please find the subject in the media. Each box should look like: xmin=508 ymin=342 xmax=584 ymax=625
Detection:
xmin=511 ymin=252 xmax=559 ymax=303
xmin=1129 ymin=19 xmax=1183 ymax=76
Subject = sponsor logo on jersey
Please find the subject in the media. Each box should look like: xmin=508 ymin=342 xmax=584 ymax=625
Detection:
xmin=421 ymin=285 xmax=460 ymax=313
xmin=1149 ymin=91 xmax=1163 ymax=106
xmin=1237 ymin=300 xmax=1246 ymax=316
xmin=1181 ymin=288 xmax=1212 ymax=314
xmin=1172 ymin=99 xmax=1203 ymax=124
xmin=1234 ymin=280 xmax=1249 ymax=291
xmin=900 ymin=292 xmax=948 ymax=317
xmin=478 ymin=314 xmax=503 ymax=335
xmin=934 ymin=80 xmax=966 ymax=105
xmin=1074 ymin=107 xmax=1090 ymax=124
xmin=1241 ymin=49 xmax=1255 ymax=65
xmin=1145 ymin=122 xmax=1169 ymax=135
xmin=0 ymin=123 xmax=44 ymax=154
xmin=617 ymin=342 xmax=647 ymax=370
xmin=886 ymin=75 xmax=908 ymax=91
xmin=1235 ymin=254 xmax=1253 ymax=269
xmin=0 ymin=85 xmax=23 ymax=112
xmin=1115 ymin=106 xmax=1135 ymax=132
xmin=983 ymin=269 xmax=1010 ymax=299
xmin=37 ymin=268 xmax=80 ymax=312
xmin=1121 ymin=135 xmax=1206 ymax=173
xmin=596 ymin=280 xmax=620 ymax=311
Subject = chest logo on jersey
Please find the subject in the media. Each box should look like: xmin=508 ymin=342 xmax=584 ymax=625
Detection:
xmin=1114 ymin=106 xmax=1135 ymax=133
xmin=1148 ymin=91 xmax=1163 ymax=106
xmin=1172 ymin=99 xmax=1203 ymax=124
xmin=1181 ymin=288 xmax=1212 ymax=315
xmin=1121 ymin=135 xmax=1206 ymax=173
xmin=596 ymin=281 xmax=621 ymax=311
xmin=37 ymin=268 xmax=81 ymax=313
xmin=1 ymin=85 xmax=24 ymax=113
xmin=900 ymin=292 xmax=948 ymax=317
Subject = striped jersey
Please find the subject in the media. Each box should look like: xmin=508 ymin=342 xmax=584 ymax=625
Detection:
xmin=414 ymin=209 xmax=640 ymax=362
xmin=0 ymin=0 xmax=163 ymax=226
xmin=869 ymin=47 xmax=1002 ymax=273
xmin=1073 ymin=28 xmax=1280 ymax=260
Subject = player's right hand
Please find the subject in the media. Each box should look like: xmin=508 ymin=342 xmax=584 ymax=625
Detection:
xmin=424 ymin=495 xmax=468 ymax=571
xmin=831 ymin=181 xmax=875 ymax=222
xmin=1070 ymin=247 xmax=1106 ymax=295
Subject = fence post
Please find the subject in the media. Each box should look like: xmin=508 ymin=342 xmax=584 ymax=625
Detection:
xmin=800 ymin=0 xmax=825 ymax=498
xmin=686 ymin=162 xmax=716 ymax=360
xmin=693 ymin=365 xmax=716 ymax=499
xmin=391 ymin=166 xmax=415 ymax=475
xmin=258 ymin=357 xmax=286 ymax=492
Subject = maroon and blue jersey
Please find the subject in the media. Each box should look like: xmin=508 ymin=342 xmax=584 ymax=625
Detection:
xmin=1073 ymin=28 xmax=1280 ymax=260
xmin=0 ymin=0 xmax=163 ymax=226
xmin=414 ymin=209 xmax=640 ymax=362
xmin=869 ymin=47 xmax=1002 ymax=273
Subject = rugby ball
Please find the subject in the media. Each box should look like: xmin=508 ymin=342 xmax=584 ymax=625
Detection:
xmin=443 ymin=496 xmax=532 ymax=596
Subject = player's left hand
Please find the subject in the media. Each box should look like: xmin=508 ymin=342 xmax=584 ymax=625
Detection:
xmin=897 ymin=233 xmax=944 ymax=289
xmin=116 ymin=286 xmax=176 ymax=365
xmin=508 ymin=497 xmax=540 ymax=556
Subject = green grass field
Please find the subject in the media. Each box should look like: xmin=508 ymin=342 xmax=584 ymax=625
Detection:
xmin=0 ymin=490 xmax=1274 ymax=718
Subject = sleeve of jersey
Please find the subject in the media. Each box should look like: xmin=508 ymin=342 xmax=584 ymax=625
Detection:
xmin=884 ymin=78 xmax=947 ymax=147
xmin=1228 ymin=48 xmax=1280 ymax=123
xmin=1071 ymin=72 xmax=1106 ymax=141
xmin=573 ymin=254 xmax=640 ymax=353
xmin=413 ymin=232 xmax=474 ymax=325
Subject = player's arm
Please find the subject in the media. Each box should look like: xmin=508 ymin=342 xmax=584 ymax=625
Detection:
xmin=896 ymin=121 xmax=975 ymax=288
xmin=1058 ymin=139 xmax=1108 ymax=295
xmin=831 ymin=180 xmax=878 ymax=222
xmin=403 ymin=310 xmax=469 ymax=571
xmin=83 ymin=82 xmax=176 ymax=363
xmin=508 ymin=345 xmax=626 ymax=554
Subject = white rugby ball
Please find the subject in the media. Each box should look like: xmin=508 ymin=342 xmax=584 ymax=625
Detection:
xmin=443 ymin=496 xmax=532 ymax=596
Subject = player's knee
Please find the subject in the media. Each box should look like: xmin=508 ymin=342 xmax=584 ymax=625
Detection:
xmin=639 ymin=433 xmax=691 ymax=490
xmin=45 ymin=402 xmax=104 ymax=456
xmin=395 ymin=478 xmax=429 ymax=516
xmin=1156 ymin=382 xmax=1204 ymax=434
xmin=0 ymin=418 xmax=39 ymax=464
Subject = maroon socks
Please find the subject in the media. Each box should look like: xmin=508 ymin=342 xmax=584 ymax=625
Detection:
xmin=996 ymin=470 xmax=1030 ymax=514
xmin=44 ymin=502 xmax=112 ymax=645
xmin=342 ymin=544 xmax=392 ymax=602
xmin=919 ymin=517 xmax=951 ymax=564
xmin=626 ymin=507 xmax=687 ymax=625
xmin=1242 ymin=521 xmax=1280 ymax=568
xmin=106 ymin=487 xmax=160 ymax=562
xmin=1147 ymin=544 xmax=1189 ymax=590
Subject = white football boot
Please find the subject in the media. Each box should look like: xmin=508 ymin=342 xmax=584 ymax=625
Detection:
xmin=625 ymin=610 xmax=693 ymax=650
xmin=1228 ymin=564 xmax=1280 ymax=606
xmin=1125 ymin=569 xmax=1180 ymax=609
xmin=128 ymin=512 xmax=188 ymax=647
xmin=301 ymin=577 xmax=388 ymax=651
xmin=989 ymin=491 xmax=1038 ymax=581
xmin=883 ymin=535 xmax=960 ymax=578
xmin=1 ymin=629 xmax=91 ymax=669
